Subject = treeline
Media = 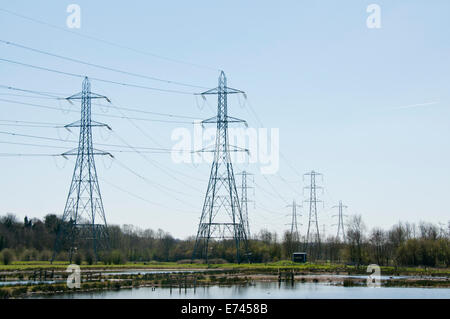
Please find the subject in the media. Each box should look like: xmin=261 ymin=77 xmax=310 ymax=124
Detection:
xmin=0 ymin=213 xmax=448 ymax=267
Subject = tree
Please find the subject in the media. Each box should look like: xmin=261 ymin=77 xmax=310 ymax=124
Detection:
xmin=346 ymin=215 xmax=366 ymax=266
xmin=282 ymin=231 xmax=299 ymax=259
xmin=369 ymin=228 xmax=387 ymax=265
xmin=1 ymin=249 xmax=14 ymax=265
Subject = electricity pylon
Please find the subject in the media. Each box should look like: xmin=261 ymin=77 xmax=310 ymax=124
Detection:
xmin=303 ymin=170 xmax=323 ymax=259
xmin=192 ymin=71 xmax=249 ymax=264
xmin=332 ymin=200 xmax=348 ymax=242
xmin=286 ymin=200 xmax=302 ymax=251
xmin=286 ymin=200 xmax=302 ymax=243
xmin=52 ymin=77 xmax=112 ymax=263
xmin=237 ymin=171 xmax=254 ymax=239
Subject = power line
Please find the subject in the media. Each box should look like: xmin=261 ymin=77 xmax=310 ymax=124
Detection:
xmin=111 ymin=128 xmax=204 ymax=189
xmin=0 ymin=123 xmax=63 ymax=128
xmin=0 ymin=130 xmax=174 ymax=152
xmin=0 ymin=97 xmax=197 ymax=124
xmin=0 ymin=152 xmax=60 ymax=157
xmin=255 ymin=203 xmax=284 ymax=218
xmin=0 ymin=140 xmax=70 ymax=150
xmin=112 ymin=157 xmax=199 ymax=203
xmin=0 ymin=58 xmax=195 ymax=95
xmin=0 ymin=140 xmax=172 ymax=154
xmin=107 ymin=101 xmax=206 ymax=184
xmin=254 ymin=180 xmax=283 ymax=202
xmin=262 ymin=174 xmax=289 ymax=205
xmin=58 ymin=159 xmax=199 ymax=218
xmin=0 ymin=119 xmax=64 ymax=126
xmin=0 ymin=39 xmax=209 ymax=90
xmin=99 ymin=176 xmax=198 ymax=216
xmin=0 ymin=7 xmax=219 ymax=71
xmin=0 ymin=84 xmax=200 ymax=119
xmin=92 ymin=102 xmax=200 ymax=120
xmin=235 ymin=95 xmax=305 ymax=199
xmin=0 ymin=84 xmax=65 ymax=98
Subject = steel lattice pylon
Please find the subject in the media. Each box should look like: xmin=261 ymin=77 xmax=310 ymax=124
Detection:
xmin=192 ymin=71 xmax=249 ymax=263
xmin=332 ymin=200 xmax=348 ymax=242
xmin=237 ymin=171 xmax=253 ymax=239
xmin=52 ymin=77 xmax=112 ymax=263
xmin=303 ymin=170 xmax=323 ymax=259
xmin=287 ymin=200 xmax=302 ymax=245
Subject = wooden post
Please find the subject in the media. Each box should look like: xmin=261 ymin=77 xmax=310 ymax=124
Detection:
xmin=194 ymin=276 xmax=197 ymax=293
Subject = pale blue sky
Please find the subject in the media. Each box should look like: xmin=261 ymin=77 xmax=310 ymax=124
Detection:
xmin=0 ymin=1 xmax=449 ymax=239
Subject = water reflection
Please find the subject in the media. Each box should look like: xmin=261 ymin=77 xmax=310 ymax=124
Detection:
xmin=30 ymin=281 xmax=450 ymax=299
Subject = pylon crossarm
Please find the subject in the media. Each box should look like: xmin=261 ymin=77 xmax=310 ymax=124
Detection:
xmin=61 ymin=149 xmax=113 ymax=157
xmin=66 ymin=92 xmax=110 ymax=102
xmin=226 ymin=116 xmax=248 ymax=126
xmin=223 ymin=86 xmax=245 ymax=95
xmin=197 ymin=86 xmax=245 ymax=96
xmin=201 ymin=116 xmax=218 ymax=126
xmin=64 ymin=120 xmax=112 ymax=130
xmin=201 ymin=116 xmax=247 ymax=126
xmin=229 ymin=145 xmax=249 ymax=153
xmin=194 ymin=145 xmax=248 ymax=153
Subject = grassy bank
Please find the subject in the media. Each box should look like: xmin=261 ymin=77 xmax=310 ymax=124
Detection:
xmin=1 ymin=260 xmax=449 ymax=277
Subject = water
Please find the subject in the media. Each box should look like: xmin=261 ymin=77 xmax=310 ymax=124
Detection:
xmin=0 ymin=269 xmax=208 ymax=287
xmin=31 ymin=282 xmax=450 ymax=299
xmin=103 ymin=269 xmax=211 ymax=276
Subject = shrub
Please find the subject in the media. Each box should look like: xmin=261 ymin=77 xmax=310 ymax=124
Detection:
xmin=39 ymin=250 xmax=51 ymax=261
xmin=1 ymin=249 xmax=15 ymax=265
xmin=21 ymin=249 xmax=38 ymax=261
xmin=85 ymin=251 xmax=94 ymax=265
xmin=208 ymin=258 xmax=228 ymax=264
xmin=74 ymin=253 xmax=83 ymax=266
xmin=56 ymin=251 xmax=68 ymax=261
xmin=98 ymin=251 xmax=111 ymax=264
xmin=111 ymin=250 xmax=126 ymax=265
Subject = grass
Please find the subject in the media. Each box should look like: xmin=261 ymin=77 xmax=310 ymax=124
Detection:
xmin=0 ymin=260 xmax=448 ymax=277
xmin=0 ymin=261 xmax=208 ymax=271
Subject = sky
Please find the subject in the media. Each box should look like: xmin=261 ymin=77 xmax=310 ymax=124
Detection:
xmin=0 ymin=0 xmax=449 ymax=239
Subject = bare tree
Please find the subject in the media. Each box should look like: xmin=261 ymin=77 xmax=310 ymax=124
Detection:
xmin=346 ymin=215 xmax=366 ymax=266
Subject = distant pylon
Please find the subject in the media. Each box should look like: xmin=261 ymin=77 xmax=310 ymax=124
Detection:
xmin=286 ymin=200 xmax=302 ymax=249
xmin=332 ymin=200 xmax=348 ymax=242
xmin=192 ymin=71 xmax=249 ymax=263
xmin=52 ymin=77 xmax=112 ymax=263
xmin=303 ymin=170 xmax=323 ymax=258
xmin=237 ymin=171 xmax=254 ymax=239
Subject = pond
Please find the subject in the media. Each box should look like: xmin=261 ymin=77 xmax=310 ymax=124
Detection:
xmin=30 ymin=281 xmax=450 ymax=299
xmin=0 ymin=269 xmax=209 ymax=286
